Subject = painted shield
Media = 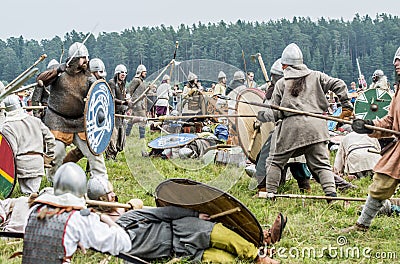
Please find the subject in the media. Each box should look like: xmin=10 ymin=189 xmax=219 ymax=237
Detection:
xmin=155 ymin=178 xmax=263 ymax=247
xmin=84 ymin=80 xmax=115 ymax=155
xmin=148 ymin=133 xmax=198 ymax=149
xmin=0 ymin=133 xmax=16 ymax=198
xmin=236 ymin=88 xmax=274 ymax=163
xmin=354 ymin=88 xmax=392 ymax=120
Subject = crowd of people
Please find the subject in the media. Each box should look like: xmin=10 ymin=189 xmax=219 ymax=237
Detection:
xmin=0 ymin=40 xmax=399 ymax=263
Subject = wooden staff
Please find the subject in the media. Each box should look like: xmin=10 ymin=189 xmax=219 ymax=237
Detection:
xmin=258 ymin=192 xmax=367 ymax=202
xmin=209 ymin=207 xmax=241 ymax=219
xmin=115 ymin=113 xmax=256 ymax=121
xmin=251 ymin=53 xmax=270 ymax=82
xmin=169 ymin=41 xmax=179 ymax=78
xmin=0 ymin=105 xmax=47 ymax=110
xmin=220 ymin=95 xmax=400 ymax=137
xmin=86 ymin=199 xmax=241 ymax=220
xmin=4 ymin=54 xmax=47 ymax=91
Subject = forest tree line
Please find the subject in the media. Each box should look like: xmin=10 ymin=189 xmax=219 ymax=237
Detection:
xmin=0 ymin=13 xmax=399 ymax=88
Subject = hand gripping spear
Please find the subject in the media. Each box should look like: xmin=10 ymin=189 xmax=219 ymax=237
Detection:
xmin=217 ymin=95 xmax=400 ymax=137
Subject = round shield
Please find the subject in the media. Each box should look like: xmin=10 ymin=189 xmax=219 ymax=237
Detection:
xmin=148 ymin=133 xmax=198 ymax=149
xmin=155 ymin=178 xmax=263 ymax=247
xmin=354 ymin=88 xmax=392 ymax=120
xmin=84 ymin=79 xmax=115 ymax=155
xmin=236 ymin=88 xmax=274 ymax=163
xmin=0 ymin=133 xmax=16 ymax=198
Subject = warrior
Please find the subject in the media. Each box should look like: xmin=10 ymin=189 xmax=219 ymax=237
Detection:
xmin=126 ymin=64 xmax=147 ymax=139
xmin=105 ymin=64 xmax=129 ymax=160
xmin=86 ymin=176 xmax=284 ymax=263
xmin=1 ymin=94 xmax=56 ymax=194
xmin=258 ymin=43 xmax=353 ymax=199
xmin=227 ymin=70 xmax=247 ymax=116
xmin=155 ymin=74 xmax=173 ymax=116
xmin=213 ymin=71 xmax=228 ymax=109
xmin=36 ymin=43 xmax=108 ymax=182
xmin=343 ymin=47 xmax=400 ymax=232
xmin=369 ymin=69 xmax=391 ymax=93
xmin=22 ymin=162 xmax=131 ymax=263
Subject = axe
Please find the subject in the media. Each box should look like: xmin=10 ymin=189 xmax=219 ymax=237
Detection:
xmin=250 ymin=53 xmax=270 ymax=83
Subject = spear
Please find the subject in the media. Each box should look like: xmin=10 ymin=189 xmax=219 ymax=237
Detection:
xmin=259 ymin=192 xmax=400 ymax=203
xmin=115 ymin=113 xmax=256 ymax=121
xmin=218 ymin=95 xmax=400 ymax=137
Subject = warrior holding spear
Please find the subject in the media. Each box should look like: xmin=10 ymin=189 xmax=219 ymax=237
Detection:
xmin=256 ymin=43 xmax=354 ymax=200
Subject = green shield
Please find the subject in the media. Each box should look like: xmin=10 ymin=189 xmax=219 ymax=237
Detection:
xmin=354 ymin=88 xmax=392 ymax=120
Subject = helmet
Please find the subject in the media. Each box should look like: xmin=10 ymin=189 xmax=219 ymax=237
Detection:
xmin=47 ymin=59 xmax=59 ymax=69
xmin=393 ymin=46 xmax=400 ymax=65
xmin=218 ymin=71 xmax=226 ymax=79
xmin=53 ymin=162 xmax=87 ymax=198
xmin=372 ymin=69 xmax=384 ymax=82
xmin=68 ymin=42 xmax=89 ymax=59
xmin=3 ymin=94 xmax=22 ymax=112
xmin=162 ymin=74 xmax=170 ymax=81
xmin=187 ymin=71 xmax=198 ymax=82
xmin=114 ymin=64 xmax=127 ymax=75
xmin=87 ymin=176 xmax=112 ymax=200
xmin=89 ymin=58 xmax=107 ymax=78
xmin=270 ymin=58 xmax=283 ymax=76
xmin=281 ymin=43 xmax=303 ymax=66
xmin=233 ymin=71 xmax=245 ymax=81
xmin=135 ymin=64 xmax=147 ymax=75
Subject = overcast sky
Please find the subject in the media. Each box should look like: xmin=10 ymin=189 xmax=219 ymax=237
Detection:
xmin=1 ymin=0 xmax=399 ymax=40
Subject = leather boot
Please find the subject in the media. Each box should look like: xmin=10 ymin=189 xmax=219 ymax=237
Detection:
xmin=296 ymin=178 xmax=311 ymax=193
xmin=263 ymin=212 xmax=287 ymax=245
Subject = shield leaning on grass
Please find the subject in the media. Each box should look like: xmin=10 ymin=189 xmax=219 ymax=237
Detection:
xmin=155 ymin=178 xmax=263 ymax=247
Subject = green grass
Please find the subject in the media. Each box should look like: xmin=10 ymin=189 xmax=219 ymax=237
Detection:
xmin=1 ymin=127 xmax=399 ymax=263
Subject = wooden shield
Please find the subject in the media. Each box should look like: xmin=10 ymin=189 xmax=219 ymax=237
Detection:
xmin=0 ymin=133 xmax=16 ymax=198
xmin=354 ymin=88 xmax=392 ymax=120
xmin=236 ymin=89 xmax=274 ymax=163
xmin=148 ymin=133 xmax=198 ymax=149
xmin=155 ymin=178 xmax=263 ymax=247
xmin=84 ymin=79 xmax=115 ymax=155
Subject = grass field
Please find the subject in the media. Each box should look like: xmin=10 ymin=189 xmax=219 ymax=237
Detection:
xmin=1 ymin=128 xmax=399 ymax=264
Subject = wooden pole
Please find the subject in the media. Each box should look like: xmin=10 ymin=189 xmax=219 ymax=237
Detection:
xmin=115 ymin=113 xmax=256 ymax=121
xmin=209 ymin=207 xmax=241 ymax=219
xmin=223 ymin=96 xmax=400 ymax=137
xmin=258 ymin=192 xmax=367 ymax=202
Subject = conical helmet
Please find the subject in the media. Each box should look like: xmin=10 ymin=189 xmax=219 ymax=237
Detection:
xmin=281 ymin=43 xmax=303 ymax=66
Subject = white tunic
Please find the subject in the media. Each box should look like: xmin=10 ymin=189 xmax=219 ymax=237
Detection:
xmin=334 ymin=132 xmax=381 ymax=174
xmin=155 ymin=83 xmax=172 ymax=107
xmin=63 ymin=211 xmax=131 ymax=257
